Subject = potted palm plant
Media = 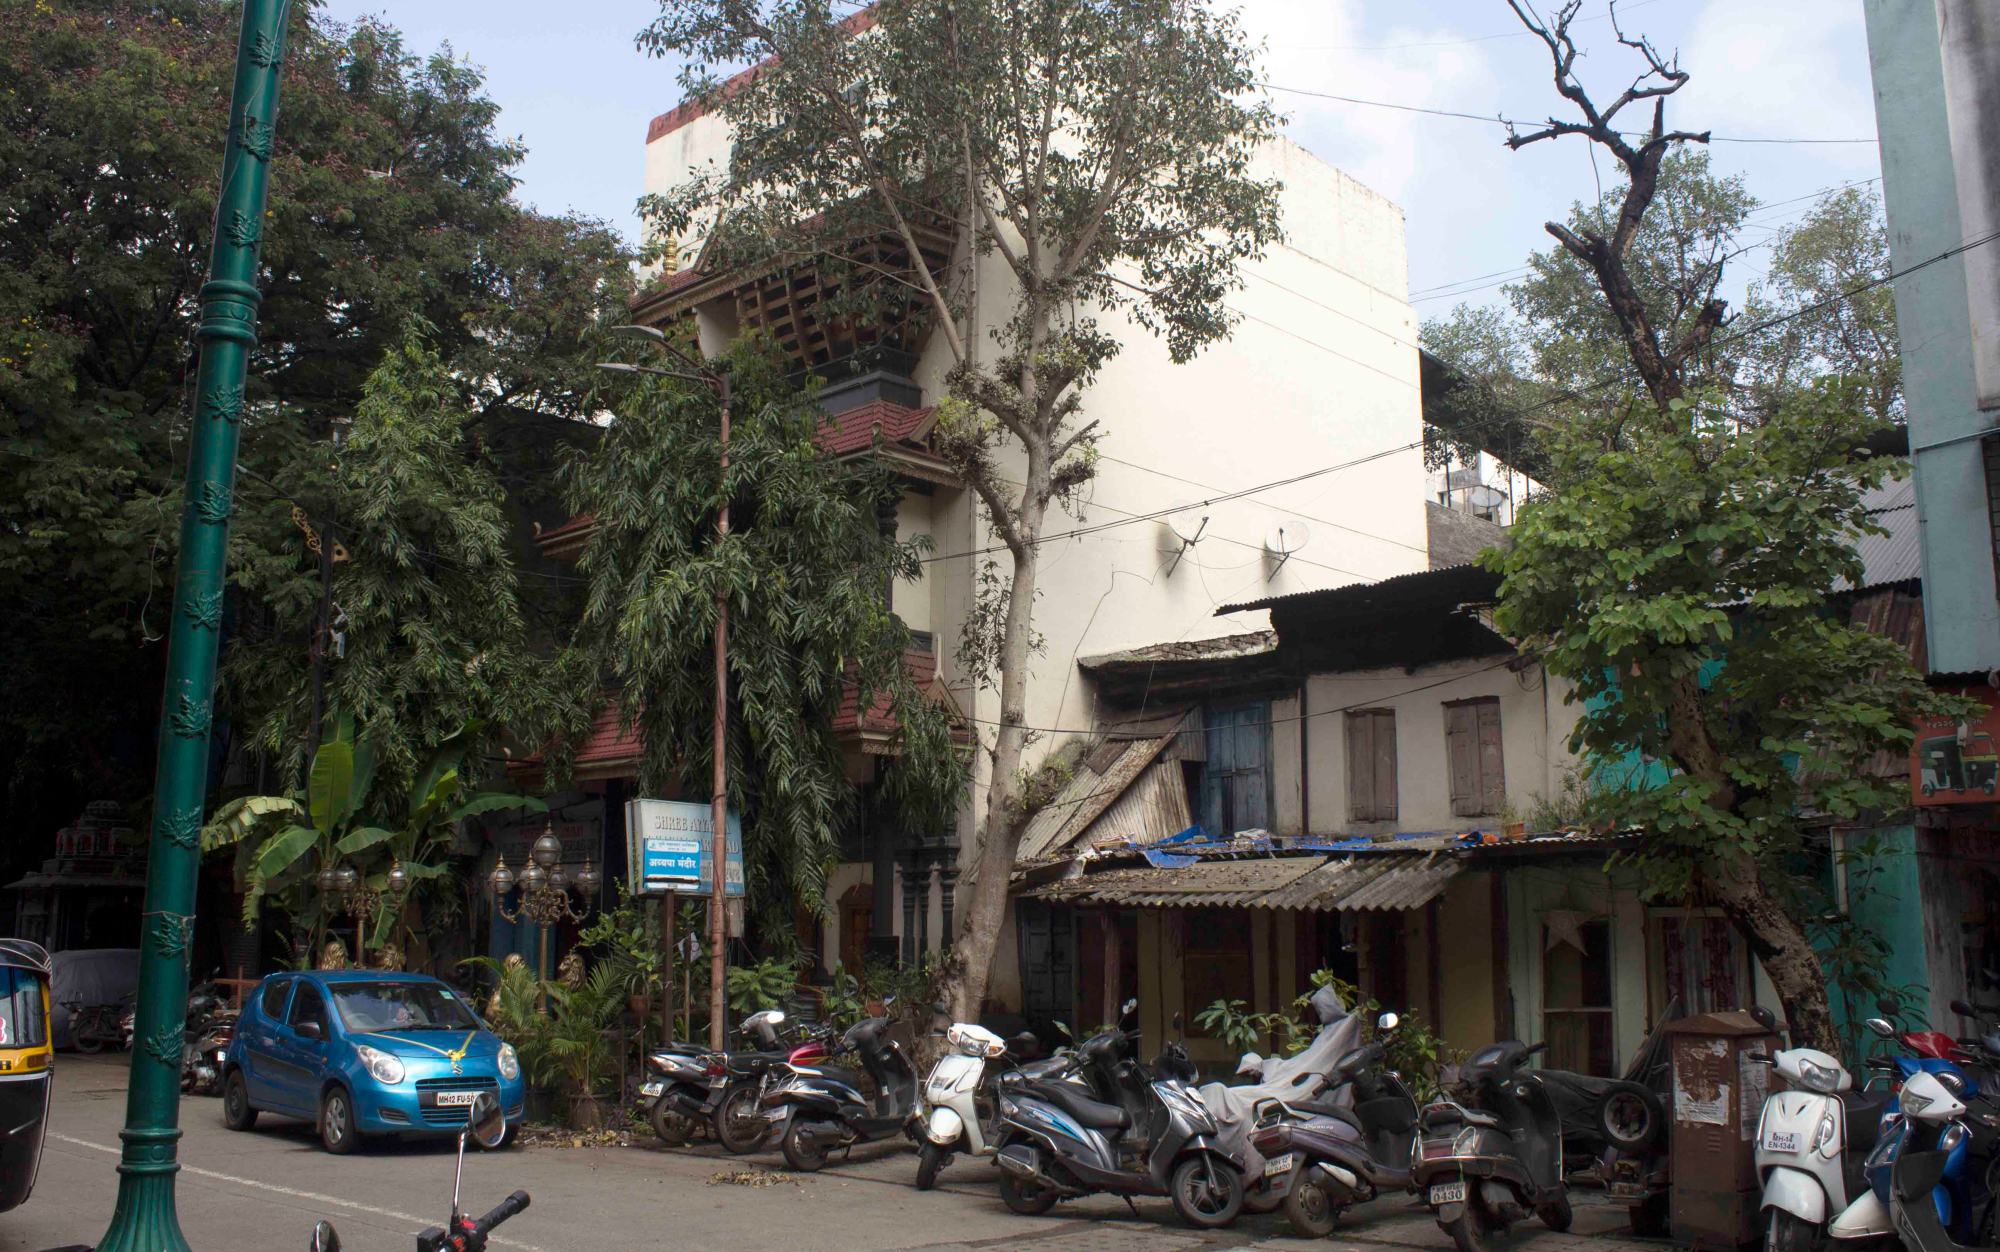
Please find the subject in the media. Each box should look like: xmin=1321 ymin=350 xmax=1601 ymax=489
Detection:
xmin=543 ymin=962 xmax=622 ymax=1131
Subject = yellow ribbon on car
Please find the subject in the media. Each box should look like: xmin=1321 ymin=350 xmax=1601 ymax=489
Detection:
xmin=376 ymin=1031 xmax=477 ymax=1075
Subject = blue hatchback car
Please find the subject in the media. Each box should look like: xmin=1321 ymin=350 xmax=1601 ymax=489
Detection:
xmin=221 ymin=970 xmax=524 ymax=1154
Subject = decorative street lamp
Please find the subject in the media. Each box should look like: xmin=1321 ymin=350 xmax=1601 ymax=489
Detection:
xmin=314 ymin=859 xmax=412 ymax=966
xmin=488 ymin=821 xmax=598 ymax=989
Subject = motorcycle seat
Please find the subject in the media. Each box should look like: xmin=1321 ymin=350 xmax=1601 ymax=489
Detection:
xmin=1033 ymin=1081 xmax=1130 ymax=1131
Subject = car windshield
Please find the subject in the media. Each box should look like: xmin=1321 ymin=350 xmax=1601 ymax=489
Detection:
xmin=331 ymin=982 xmax=480 ymax=1034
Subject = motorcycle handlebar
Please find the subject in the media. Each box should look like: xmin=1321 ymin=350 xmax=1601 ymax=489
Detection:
xmin=1524 ymin=1041 xmax=1549 ymax=1058
xmin=473 ymin=1190 xmax=532 ymax=1235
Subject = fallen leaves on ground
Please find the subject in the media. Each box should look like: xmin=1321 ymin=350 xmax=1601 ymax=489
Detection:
xmin=707 ymin=1168 xmax=796 ymax=1187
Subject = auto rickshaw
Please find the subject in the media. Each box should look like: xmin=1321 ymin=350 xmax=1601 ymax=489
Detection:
xmin=0 ymin=939 xmax=52 ymax=1213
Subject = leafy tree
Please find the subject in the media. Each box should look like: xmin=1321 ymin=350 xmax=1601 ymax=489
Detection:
xmin=563 ymin=343 xmax=964 ymax=934
xmin=636 ymin=0 xmax=1283 ymax=1018
xmin=1481 ymin=1 xmax=1965 ymax=1050
xmin=0 ymin=0 xmax=629 ymax=849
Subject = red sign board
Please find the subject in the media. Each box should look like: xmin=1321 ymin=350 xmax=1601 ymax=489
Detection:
xmin=1913 ymin=688 xmax=2000 ymax=805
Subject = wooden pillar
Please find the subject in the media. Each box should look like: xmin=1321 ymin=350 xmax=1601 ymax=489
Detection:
xmin=1100 ymin=910 xmax=1120 ymax=1027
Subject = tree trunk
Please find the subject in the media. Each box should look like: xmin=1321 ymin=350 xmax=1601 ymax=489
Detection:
xmin=940 ymin=516 xmax=1043 ymax=1022
xmin=1706 ymin=856 xmax=1837 ymax=1053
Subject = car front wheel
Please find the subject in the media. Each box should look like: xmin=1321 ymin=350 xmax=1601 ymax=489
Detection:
xmin=319 ymin=1087 xmax=359 ymax=1155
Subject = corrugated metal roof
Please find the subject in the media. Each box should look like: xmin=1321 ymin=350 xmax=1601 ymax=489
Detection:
xmin=1844 ymin=477 xmax=1921 ymax=591
xmin=1016 ymin=735 xmax=1176 ymax=863
xmin=1217 ymin=562 xmax=1500 ymax=616
xmin=1081 ymin=762 xmax=1194 ymax=854
xmin=1022 ymin=850 xmax=1461 ymax=913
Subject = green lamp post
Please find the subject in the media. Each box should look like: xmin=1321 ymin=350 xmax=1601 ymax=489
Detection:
xmin=98 ymin=1 xmax=292 ymax=1248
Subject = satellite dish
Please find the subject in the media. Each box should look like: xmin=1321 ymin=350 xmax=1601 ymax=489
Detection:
xmin=1164 ymin=503 xmax=1207 ymax=546
xmin=1466 ymin=484 xmax=1508 ymax=510
xmin=1263 ymin=521 xmax=1310 ymax=579
xmin=1157 ymin=503 xmax=1208 ymax=576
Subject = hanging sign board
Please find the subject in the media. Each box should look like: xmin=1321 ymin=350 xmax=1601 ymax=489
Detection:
xmin=624 ymin=799 xmax=745 ymax=897
xmin=1911 ymin=691 xmax=2000 ymax=806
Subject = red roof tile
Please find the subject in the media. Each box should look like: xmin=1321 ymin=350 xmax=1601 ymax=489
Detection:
xmin=818 ymin=399 xmax=935 ymax=456
xmin=645 ymin=8 xmax=881 ymax=143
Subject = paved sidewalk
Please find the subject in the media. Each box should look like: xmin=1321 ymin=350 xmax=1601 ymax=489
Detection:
xmin=9 ymin=1055 xmax=1675 ymax=1252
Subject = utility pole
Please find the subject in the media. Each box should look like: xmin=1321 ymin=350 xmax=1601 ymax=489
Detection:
xmin=99 ymin=2 xmax=290 ymax=1248
xmin=599 ymin=330 xmax=734 ymax=1051
xmin=708 ymin=373 xmax=732 ymax=1052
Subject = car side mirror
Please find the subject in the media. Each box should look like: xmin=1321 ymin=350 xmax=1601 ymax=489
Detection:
xmin=310 ymin=1220 xmax=342 ymax=1252
xmin=468 ymin=1090 xmax=506 ymax=1149
xmin=296 ymin=1021 xmax=322 ymax=1041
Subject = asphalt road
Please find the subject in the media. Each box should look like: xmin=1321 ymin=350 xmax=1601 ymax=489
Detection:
xmin=4 ymin=1056 xmax=1666 ymax=1252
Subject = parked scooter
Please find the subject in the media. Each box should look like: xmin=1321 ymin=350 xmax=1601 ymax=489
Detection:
xmin=306 ymin=1090 xmax=528 ymax=1251
xmin=1826 ymin=1008 xmax=1983 ymax=1245
xmin=911 ymin=1018 xmax=1054 ymax=1189
xmin=763 ymin=1013 xmax=921 ymax=1171
xmin=1250 ymin=1017 xmax=1421 ymax=1237
xmin=1197 ymin=983 xmax=1364 ymax=1215
xmin=1413 ymin=1039 xmax=1571 ymax=1252
xmin=991 ymin=1010 xmax=1251 ymax=1229
xmin=1878 ymin=1066 xmax=2000 ymax=1250
xmin=1752 ymin=1040 xmax=1898 ymax=1252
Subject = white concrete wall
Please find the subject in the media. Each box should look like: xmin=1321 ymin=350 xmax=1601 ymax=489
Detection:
xmin=1295 ymin=658 xmax=1585 ymax=834
xmin=644 ymin=107 xmax=1432 ymax=1007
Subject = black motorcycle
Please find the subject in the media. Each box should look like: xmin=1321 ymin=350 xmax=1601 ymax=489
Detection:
xmin=763 ymin=1014 xmax=920 ymax=1171
xmin=1413 ymin=1040 xmax=1571 ymax=1252
xmin=642 ymin=1008 xmax=832 ymax=1153
xmin=1534 ymin=997 xmax=1679 ymax=1230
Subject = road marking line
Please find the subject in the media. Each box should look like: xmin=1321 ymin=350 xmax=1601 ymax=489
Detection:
xmin=49 ymin=1133 xmax=546 ymax=1251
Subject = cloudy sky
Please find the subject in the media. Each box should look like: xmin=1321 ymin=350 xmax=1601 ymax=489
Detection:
xmin=316 ymin=0 xmax=1883 ymax=317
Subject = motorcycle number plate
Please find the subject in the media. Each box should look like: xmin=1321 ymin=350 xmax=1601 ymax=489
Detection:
xmin=1263 ymin=1153 xmax=1295 ymax=1176
xmin=709 ymin=1076 xmax=727 ymax=1088
xmin=762 ymin=1109 xmax=787 ymax=1121
xmin=434 ymin=1091 xmax=482 ymax=1108
xmin=1762 ymin=1129 xmax=1801 ymax=1153
xmin=640 ymin=1082 xmax=664 ymax=1097
xmin=1430 ymin=1181 xmax=1467 ymax=1206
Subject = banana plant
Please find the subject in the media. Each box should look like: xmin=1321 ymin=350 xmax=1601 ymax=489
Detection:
xmin=205 ymin=719 xmax=545 ymax=953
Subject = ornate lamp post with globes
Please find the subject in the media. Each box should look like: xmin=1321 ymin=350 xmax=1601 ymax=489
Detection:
xmin=488 ymin=822 xmax=600 ymax=988
xmin=313 ymin=858 xmax=413 ymax=965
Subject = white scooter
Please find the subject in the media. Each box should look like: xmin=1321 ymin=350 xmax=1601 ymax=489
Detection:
xmin=912 ymin=1020 xmax=1061 ymax=1190
xmin=1753 ymin=1045 xmax=1893 ymax=1252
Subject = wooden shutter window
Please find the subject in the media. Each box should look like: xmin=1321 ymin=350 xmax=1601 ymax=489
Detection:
xmin=1446 ymin=697 xmax=1505 ymax=817
xmin=1346 ymin=709 xmax=1397 ymax=822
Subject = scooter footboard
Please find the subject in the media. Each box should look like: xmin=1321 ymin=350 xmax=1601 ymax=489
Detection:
xmin=1760 ymin=1166 xmax=1828 ymax=1224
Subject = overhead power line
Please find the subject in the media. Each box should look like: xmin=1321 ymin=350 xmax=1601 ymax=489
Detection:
xmin=1260 ymin=82 xmax=1878 ymax=146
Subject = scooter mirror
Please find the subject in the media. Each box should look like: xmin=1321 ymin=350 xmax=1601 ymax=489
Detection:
xmin=1749 ymin=1005 xmax=1779 ymax=1032
xmin=1122 ymin=998 xmax=1138 ymax=1015
xmin=1376 ymin=1011 xmax=1400 ymax=1032
xmin=1877 ymin=995 xmax=1901 ymax=1018
xmin=468 ymin=1090 xmax=507 ymax=1149
xmin=1865 ymin=1017 xmax=1897 ymax=1039
xmin=310 ymin=1220 xmax=343 ymax=1252
xmin=1171 ymin=1011 xmax=1184 ymax=1036
xmin=1953 ymin=999 xmax=1977 ymax=1018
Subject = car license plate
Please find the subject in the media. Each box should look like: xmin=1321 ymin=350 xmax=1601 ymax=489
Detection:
xmin=1763 ymin=1130 xmax=1801 ymax=1153
xmin=640 ymin=1082 xmax=663 ymax=1098
xmin=1430 ymin=1181 xmax=1467 ymax=1205
xmin=434 ymin=1090 xmax=482 ymax=1108
xmin=1263 ymin=1153 xmax=1295 ymax=1177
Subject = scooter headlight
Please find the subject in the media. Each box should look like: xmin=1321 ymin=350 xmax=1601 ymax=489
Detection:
xmin=1901 ymin=1085 xmax=1935 ymax=1118
xmin=1796 ymin=1058 xmax=1843 ymax=1093
xmin=497 ymin=1043 xmax=520 ymax=1081
xmin=355 ymin=1044 xmax=405 ymax=1086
